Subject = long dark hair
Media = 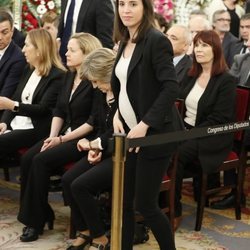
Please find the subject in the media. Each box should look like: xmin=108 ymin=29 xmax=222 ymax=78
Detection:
xmin=113 ymin=0 xmax=155 ymax=43
xmin=189 ymin=30 xmax=228 ymax=77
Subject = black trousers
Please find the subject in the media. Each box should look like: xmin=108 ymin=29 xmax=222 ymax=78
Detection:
xmin=175 ymin=139 xmax=201 ymax=217
xmin=122 ymin=151 xmax=175 ymax=250
xmin=62 ymin=156 xmax=113 ymax=238
xmin=17 ymin=139 xmax=86 ymax=229
xmin=0 ymin=129 xmax=39 ymax=155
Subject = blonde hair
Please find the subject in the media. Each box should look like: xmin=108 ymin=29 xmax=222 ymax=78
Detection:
xmin=27 ymin=28 xmax=66 ymax=76
xmin=70 ymin=32 xmax=102 ymax=56
xmin=41 ymin=11 xmax=59 ymax=27
xmin=80 ymin=48 xmax=116 ymax=83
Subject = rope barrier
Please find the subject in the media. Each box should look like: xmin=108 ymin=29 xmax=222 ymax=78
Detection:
xmin=128 ymin=120 xmax=250 ymax=148
xmin=110 ymin=119 xmax=250 ymax=250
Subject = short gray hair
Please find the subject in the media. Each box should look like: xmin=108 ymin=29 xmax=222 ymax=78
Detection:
xmin=80 ymin=48 xmax=116 ymax=83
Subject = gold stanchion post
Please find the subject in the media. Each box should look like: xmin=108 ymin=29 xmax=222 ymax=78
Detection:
xmin=110 ymin=133 xmax=127 ymax=250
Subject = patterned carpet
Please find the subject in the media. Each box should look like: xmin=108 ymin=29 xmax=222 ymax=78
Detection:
xmin=0 ymin=167 xmax=250 ymax=250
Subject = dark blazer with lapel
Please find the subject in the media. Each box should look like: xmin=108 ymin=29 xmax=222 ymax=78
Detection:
xmin=53 ymin=71 xmax=94 ymax=133
xmin=175 ymin=54 xmax=192 ymax=86
xmin=1 ymin=66 xmax=66 ymax=140
xmin=0 ymin=40 xmax=26 ymax=97
xmin=111 ymin=28 xmax=180 ymax=157
xmin=58 ymin=0 xmax=114 ymax=49
xmin=222 ymin=32 xmax=242 ymax=67
xmin=90 ymin=89 xmax=117 ymax=150
xmin=230 ymin=53 xmax=250 ymax=86
xmin=180 ymin=72 xmax=236 ymax=173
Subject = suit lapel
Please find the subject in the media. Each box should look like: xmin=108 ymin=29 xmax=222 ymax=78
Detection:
xmin=71 ymin=79 xmax=90 ymax=101
xmin=175 ymin=55 xmax=187 ymax=75
xmin=32 ymin=73 xmax=48 ymax=100
xmin=0 ymin=42 xmax=14 ymax=70
xmin=76 ymin=0 xmax=91 ymax=31
xmin=241 ymin=55 xmax=250 ymax=84
xmin=127 ymin=39 xmax=144 ymax=80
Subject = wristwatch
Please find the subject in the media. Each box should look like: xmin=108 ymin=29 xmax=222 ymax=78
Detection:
xmin=13 ymin=101 xmax=19 ymax=112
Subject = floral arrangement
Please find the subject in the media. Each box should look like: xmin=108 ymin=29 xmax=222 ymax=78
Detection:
xmin=174 ymin=0 xmax=212 ymax=25
xmin=153 ymin=0 xmax=174 ymax=23
xmin=22 ymin=0 xmax=61 ymax=32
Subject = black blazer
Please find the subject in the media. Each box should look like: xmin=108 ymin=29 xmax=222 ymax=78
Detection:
xmin=180 ymin=72 xmax=236 ymax=173
xmin=0 ymin=41 xmax=26 ymax=97
xmin=89 ymin=89 xmax=117 ymax=150
xmin=175 ymin=54 xmax=192 ymax=86
xmin=1 ymin=66 xmax=66 ymax=140
xmin=58 ymin=0 xmax=114 ymax=49
xmin=111 ymin=28 xmax=180 ymax=158
xmin=53 ymin=71 xmax=94 ymax=133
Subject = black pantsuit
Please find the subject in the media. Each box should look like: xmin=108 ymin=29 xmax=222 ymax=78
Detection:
xmin=111 ymin=28 xmax=179 ymax=250
xmin=62 ymin=156 xmax=113 ymax=237
xmin=175 ymin=72 xmax=236 ymax=217
xmin=62 ymin=90 xmax=116 ymax=238
xmin=17 ymin=72 xmax=94 ymax=230
xmin=18 ymin=139 xmax=86 ymax=229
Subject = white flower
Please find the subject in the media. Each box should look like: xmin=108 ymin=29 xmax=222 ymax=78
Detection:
xmin=37 ymin=4 xmax=47 ymax=15
xmin=47 ymin=1 xmax=55 ymax=10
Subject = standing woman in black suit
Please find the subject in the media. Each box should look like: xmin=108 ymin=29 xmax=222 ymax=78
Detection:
xmin=0 ymin=28 xmax=66 ymax=157
xmin=17 ymin=33 xmax=102 ymax=242
xmin=111 ymin=1 xmax=179 ymax=249
xmin=174 ymin=30 xmax=236 ymax=228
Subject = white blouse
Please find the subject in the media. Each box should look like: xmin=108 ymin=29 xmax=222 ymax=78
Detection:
xmin=10 ymin=71 xmax=42 ymax=130
xmin=184 ymin=81 xmax=205 ymax=127
xmin=115 ymin=55 xmax=137 ymax=129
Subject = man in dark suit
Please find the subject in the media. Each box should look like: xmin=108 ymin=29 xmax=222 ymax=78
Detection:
xmin=0 ymin=10 xmax=26 ymax=99
xmin=229 ymin=30 xmax=250 ymax=86
xmin=212 ymin=9 xmax=242 ymax=67
xmin=166 ymin=24 xmax=192 ymax=86
xmin=58 ymin=0 xmax=114 ymax=62
xmin=238 ymin=13 xmax=250 ymax=54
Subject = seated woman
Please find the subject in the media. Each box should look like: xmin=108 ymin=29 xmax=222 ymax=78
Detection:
xmin=62 ymin=48 xmax=116 ymax=250
xmin=0 ymin=28 xmax=66 ymax=160
xmin=174 ymin=30 xmax=236 ymax=229
xmin=17 ymin=33 xmax=102 ymax=242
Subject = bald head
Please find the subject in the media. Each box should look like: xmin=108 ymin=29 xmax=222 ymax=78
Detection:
xmin=188 ymin=16 xmax=211 ymax=38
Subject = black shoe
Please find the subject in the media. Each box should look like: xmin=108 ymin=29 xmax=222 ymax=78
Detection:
xmin=66 ymin=233 xmax=92 ymax=250
xmin=90 ymin=241 xmax=110 ymax=250
xmin=20 ymin=227 xmax=42 ymax=242
xmin=210 ymin=193 xmax=246 ymax=210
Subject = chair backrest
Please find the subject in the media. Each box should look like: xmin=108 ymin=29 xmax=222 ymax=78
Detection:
xmin=234 ymin=86 xmax=250 ymax=141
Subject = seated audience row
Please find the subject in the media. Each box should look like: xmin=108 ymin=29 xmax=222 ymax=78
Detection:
xmin=18 ymin=32 xmax=102 ymax=242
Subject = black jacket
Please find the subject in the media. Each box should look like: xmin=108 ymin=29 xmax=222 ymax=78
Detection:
xmin=1 ymin=66 xmax=66 ymax=140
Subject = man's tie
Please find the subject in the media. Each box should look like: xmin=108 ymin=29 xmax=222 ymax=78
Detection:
xmin=59 ymin=0 xmax=75 ymax=64
xmin=241 ymin=44 xmax=248 ymax=54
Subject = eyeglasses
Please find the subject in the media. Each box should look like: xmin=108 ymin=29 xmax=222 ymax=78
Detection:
xmin=216 ymin=18 xmax=231 ymax=23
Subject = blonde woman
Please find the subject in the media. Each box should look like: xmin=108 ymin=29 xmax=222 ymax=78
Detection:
xmin=62 ymin=48 xmax=116 ymax=250
xmin=17 ymin=33 xmax=102 ymax=242
xmin=0 ymin=28 xmax=66 ymax=162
